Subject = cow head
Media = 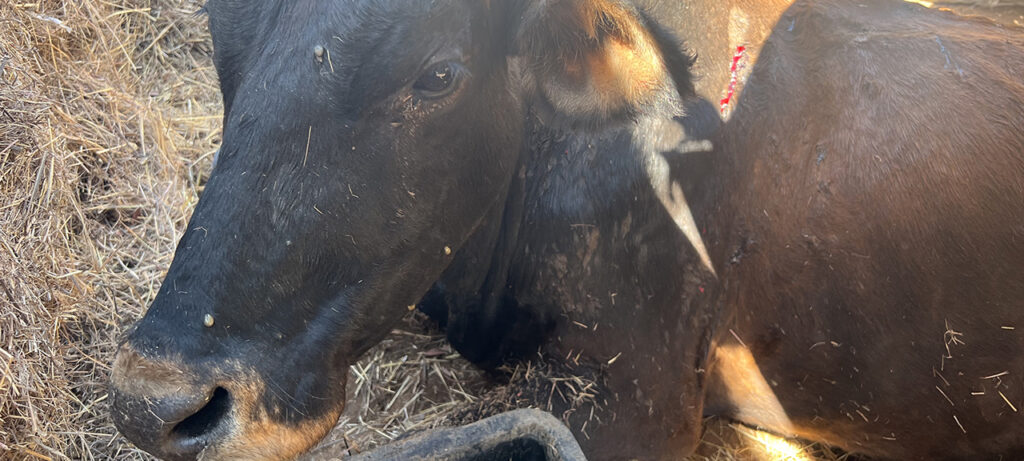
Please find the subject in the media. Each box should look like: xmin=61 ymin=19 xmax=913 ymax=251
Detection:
xmin=109 ymin=1 xmax=693 ymax=459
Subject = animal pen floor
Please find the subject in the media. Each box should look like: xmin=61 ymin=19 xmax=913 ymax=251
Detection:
xmin=0 ymin=1 xmax=1020 ymax=460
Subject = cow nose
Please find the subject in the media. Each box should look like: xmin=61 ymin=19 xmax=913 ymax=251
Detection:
xmin=110 ymin=344 xmax=233 ymax=461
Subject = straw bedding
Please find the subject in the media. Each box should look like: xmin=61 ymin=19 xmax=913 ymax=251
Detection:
xmin=1 ymin=0 xmax=219 ymax=458
xmin=5 ymin=0 xmax=1016 ymax=460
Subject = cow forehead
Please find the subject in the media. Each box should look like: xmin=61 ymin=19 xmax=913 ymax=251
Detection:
xmin=206 ymin=0 xmax=474 ymax=115
xmin=205 ymin=0 xmax=459 ymax=39
xmin=204 ymin=0 xmax=467 ymax=68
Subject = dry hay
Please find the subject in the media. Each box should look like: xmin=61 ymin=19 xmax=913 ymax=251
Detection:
xmin=23 ymin=0 xmax=1023 ymax=460
xmin=0 ymin=0 xmax=218 ymax=459
xmin=302 ymin=314 xmax=848 ymax=461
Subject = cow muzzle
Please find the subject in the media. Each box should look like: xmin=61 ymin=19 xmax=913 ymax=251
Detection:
xmin=109 ymin=343 xmax=236 ymax=460
xmin=110 ymin=343 xmax=345 ymax=461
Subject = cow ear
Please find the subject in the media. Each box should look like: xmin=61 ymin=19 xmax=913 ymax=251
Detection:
xmin=511 ymin=0 xmax=695 ymax=127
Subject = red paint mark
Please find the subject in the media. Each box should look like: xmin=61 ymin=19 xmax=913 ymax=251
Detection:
xmin=699 ymin=286 xmax=705 ymax=294
xmin=719 ymin=45 xmax=747 ymax=115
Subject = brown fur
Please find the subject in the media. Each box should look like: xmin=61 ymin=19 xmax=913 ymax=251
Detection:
xmin=703 ymin=0 xmax=1024 ymax=458
xmin=585 ymin=35 xmax=665 ymax=110
xmin=636 ymin=0 xmax=793 ymax=105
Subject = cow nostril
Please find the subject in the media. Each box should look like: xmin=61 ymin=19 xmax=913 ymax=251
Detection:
xmin=171 ymin=387 xmax=231 ymax=440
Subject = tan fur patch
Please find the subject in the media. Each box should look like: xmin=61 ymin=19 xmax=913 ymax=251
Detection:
xmin=198 ymin=379 xmax=344 ymax=461
xmin=532 ymin=0 xmax=669 ymax=119
xmin=517 ymin=0 xmax=674 ymax=119
xmin=584 ymin=32 xmax=666 ymax=114
xmin=710 ymin=343 xmax=796 ymax=436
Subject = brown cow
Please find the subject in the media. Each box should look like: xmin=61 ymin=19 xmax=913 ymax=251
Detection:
xmin=700 ymin=1 xmax=1024 ymax=458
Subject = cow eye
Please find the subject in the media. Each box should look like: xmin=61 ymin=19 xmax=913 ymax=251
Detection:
xmin=413 ymin=62 xmax=463 ymax=98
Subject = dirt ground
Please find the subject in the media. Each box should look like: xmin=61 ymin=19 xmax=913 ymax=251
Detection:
xmin=0 ymin=1 xmax=1020 ymax=461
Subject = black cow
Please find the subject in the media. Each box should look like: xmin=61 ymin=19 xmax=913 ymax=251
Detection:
xmin=109 ymin=0 xmax=1024 ymax=460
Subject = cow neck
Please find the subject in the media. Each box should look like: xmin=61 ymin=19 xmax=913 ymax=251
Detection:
xmin=496 ymin=107 xmax=722 ymax=456
xmin=500 ymin=106 xmax=720 ymax=353
xmin=433 ymin=94 xmax=725 ymax=364
xmin=429 ymin=100 xmax=725 ymax=457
